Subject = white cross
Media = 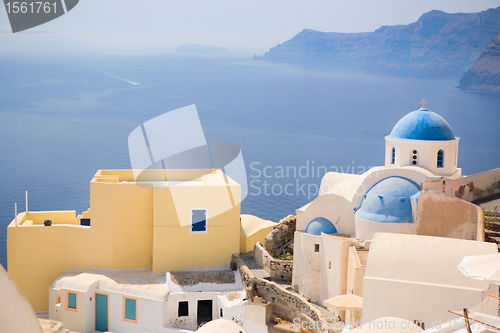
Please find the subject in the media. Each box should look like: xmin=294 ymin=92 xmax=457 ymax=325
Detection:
xmin=420 ymin=98 xmax=428 ymax=109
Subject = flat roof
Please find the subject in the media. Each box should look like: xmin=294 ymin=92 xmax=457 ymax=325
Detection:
xmin=53 ymin=269 xmax=244 ymax=299
xmin=92 ymin=169 xmax=239 ymax=187
xmin=53 ymin=269 xmax=168 ymax=300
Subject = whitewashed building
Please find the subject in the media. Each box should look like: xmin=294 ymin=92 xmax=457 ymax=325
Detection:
xmin=293 ymin=103 xmax=488 ymax=320
xmin=49 ymin=269 xmax=248 ymax=333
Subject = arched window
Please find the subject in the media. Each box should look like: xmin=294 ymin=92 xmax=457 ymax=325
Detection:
xmin=437 ymin=150 xmax=444 ymax=168
xmin=391 ymin=147 xmax=395 ymax=164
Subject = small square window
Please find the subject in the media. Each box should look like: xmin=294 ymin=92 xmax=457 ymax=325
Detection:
xmin=314 ymin=244 xmax=320 ymax=252
xmin=191 ymin=209 xmax=208 ymax=233
xmin=123 ymin=297 xmax=137 ymax=323
xmin=66 ymin=291 xmax=77 ymax=311
xmin=55 ymin=294 xmax=60 ymax=305
xmin=178 ymin=301 xmax=189 ymax=317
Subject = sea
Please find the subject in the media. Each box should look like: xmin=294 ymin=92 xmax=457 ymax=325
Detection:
xmin=1 ymin=54 xmax=499 ymax=269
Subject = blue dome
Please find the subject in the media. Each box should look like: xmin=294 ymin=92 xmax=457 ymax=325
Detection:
xmin=389 ymin=109 xmax=455 ymax=141
xmin=355 ymin=177 xmax=420 ymax=223
xmin=305 ymin=217 xmax=338 ymax=235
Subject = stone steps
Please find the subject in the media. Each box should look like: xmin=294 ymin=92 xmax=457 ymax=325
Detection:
xmin=240 ymin=253 xmax=271 ymax=280
xmin=483 ymin=210 xmax=500 ymax=251
xmin=485 ymin=222 xmax=500 ymax=231
xmin=486 ymin=230 xmax=500 ymax=237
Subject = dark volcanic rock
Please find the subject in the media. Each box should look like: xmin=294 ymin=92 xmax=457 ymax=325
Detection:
xmin=254 ymin=7 xmax=500 ymax=72
xmin=264 ymin=215 xmax=296 ymax=257
xmin=459 ymin=32 xmax=500 ymax=93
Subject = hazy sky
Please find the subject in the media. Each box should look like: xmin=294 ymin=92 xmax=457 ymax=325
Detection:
xmin=1 ymin=0 xmax=499 ymax=55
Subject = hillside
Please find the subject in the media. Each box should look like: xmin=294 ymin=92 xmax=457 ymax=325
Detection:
xmin=459 ymin=32 xmax=500 ymax=93
xmin=254 ymin=7 xmax=500 ymax=72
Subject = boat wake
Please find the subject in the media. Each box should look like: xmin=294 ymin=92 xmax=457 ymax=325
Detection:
xmin=102 ymin=71 xmax=139 ymax=86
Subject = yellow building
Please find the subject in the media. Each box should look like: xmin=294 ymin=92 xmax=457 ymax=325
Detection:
xmin=7 ymin=169 xmax=271 ymax=312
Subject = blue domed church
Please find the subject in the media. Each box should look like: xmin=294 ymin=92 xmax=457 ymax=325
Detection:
xmin=385 ymin=106 xmax=461 ymax=178
xmin=292 ymin=101 xmax=483 ymax=305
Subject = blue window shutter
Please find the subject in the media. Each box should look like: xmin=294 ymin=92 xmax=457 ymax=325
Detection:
xmin=191 ymin=210 xmax=207 ymax=232
xmin=125 ymin=298 xmax=137 ymax=321
xmin=68 ymin=292 xmax=77 ymax=309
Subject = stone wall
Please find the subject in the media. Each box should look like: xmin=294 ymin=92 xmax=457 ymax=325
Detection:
xmin=232 ymin=253 xmax=336 ymax=333
xmin=254 ymin=242 xmax=293 ymax=282
xmin=422 ymin=168 xmax=500 ymax=203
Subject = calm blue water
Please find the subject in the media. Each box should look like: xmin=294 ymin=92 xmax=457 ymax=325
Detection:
xmin=1 ymin=55 xmax=499 ymax=269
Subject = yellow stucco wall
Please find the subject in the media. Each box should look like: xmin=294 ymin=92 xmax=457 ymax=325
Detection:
xmin=151 ymin=179 xmax=241 ymax=272
xmin=240 ymin=214 xmax=276 ymax=253
xmin=7 ymin=169 xmax=242 ymax=312
xmin=241 ymin=228 xmax=274 ymax=254
xmin=8 ymin=222 xmax=66 ymax=311
xmin=90 ymin=180 xmax=154 ymax=270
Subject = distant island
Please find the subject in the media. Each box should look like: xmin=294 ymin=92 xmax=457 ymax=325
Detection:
xmin=254 ymin=7 xmax=500 ymax=72
xmin=176 ymin=44 xmax=229 ymax=54
xmin=459 ymin=32 xmax=500 ymax=93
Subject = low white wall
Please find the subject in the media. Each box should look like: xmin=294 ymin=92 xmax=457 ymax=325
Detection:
xmin=355 ymin=216 xmax=414 ymax=241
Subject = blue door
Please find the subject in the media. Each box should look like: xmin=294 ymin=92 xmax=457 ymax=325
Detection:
xmin=95 ymin=293 xmax=108 ymax=332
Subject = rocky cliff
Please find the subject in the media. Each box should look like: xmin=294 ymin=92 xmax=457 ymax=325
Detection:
xmin=254 ymin=7 xmax=500 ymax=72
xmin=459 ymin=32 xmax=500 ymax=93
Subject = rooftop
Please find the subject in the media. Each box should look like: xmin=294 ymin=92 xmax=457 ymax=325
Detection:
xmin=52 ymin=269 xmax=168 ymax=300
xmin=167 ymin=270 xmax=243 ymax=293
xmin=92 ymin=169 xmax=239 ymax=187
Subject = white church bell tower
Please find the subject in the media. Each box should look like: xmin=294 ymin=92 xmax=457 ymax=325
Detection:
xmin=384 ymin=99 xmax=461 ymax=178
